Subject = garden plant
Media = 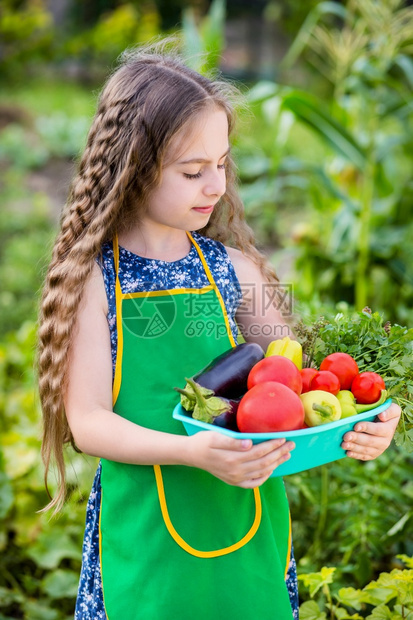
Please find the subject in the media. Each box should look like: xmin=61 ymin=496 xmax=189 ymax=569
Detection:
xmin=0 ymin=0 xmax=412 ymax=617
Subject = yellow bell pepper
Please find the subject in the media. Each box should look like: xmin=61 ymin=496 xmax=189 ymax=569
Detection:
xmin=265 ymin=336 xmax=303 ymax=370
xmin=300 ymin=390 xmax=342 ymax=427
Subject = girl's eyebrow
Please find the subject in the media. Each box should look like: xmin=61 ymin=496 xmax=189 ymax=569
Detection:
xmin=177 ymin=146 xmax=230 ymax=165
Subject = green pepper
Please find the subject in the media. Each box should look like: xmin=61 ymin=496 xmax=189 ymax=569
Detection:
xmin=355 ymin=389 xmax=387 ymax=413
xmin=337 ymin=388 xmax=388 ymax=418
xmin=337 ymin=390 xmax=358 ymax=418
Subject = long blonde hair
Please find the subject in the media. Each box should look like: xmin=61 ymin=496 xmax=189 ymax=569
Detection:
xmin=38 ymin=44 xmax=278 ymax=512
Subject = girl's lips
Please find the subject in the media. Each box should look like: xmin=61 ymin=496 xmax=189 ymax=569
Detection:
xmin=193 ymin=205 xmax=214 ymax=214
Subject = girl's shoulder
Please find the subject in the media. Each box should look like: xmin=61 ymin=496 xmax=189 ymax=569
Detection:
xmin=223 ymin=244 xmax=262 ymax=286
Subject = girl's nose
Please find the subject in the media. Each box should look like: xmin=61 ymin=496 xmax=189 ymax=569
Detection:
xmin=204 ymin=168 xmax=226 ymax=198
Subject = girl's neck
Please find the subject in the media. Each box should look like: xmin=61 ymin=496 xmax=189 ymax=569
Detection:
xmin=117 ymin=225 xmax=192 ymax=262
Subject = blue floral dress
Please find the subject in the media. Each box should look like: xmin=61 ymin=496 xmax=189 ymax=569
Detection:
xmin=74 ymin=232 xmax=299 ymax=619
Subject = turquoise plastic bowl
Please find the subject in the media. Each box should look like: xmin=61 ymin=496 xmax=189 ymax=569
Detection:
xmin=172 ymin=398 xmax=393 ymax=477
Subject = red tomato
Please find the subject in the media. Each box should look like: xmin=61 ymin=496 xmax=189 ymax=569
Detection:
xmin=320 ymin=352 xmax=359 ymax=390
xmin=351 ymin=372 xmax=386 ymax=404
xmin=300 ymin=368 xmax=318 ymax=393
xmin=247 ymin=355 xmax=302 ymax=395
xmin=237 ymin=381 xmax=305 ymax=433
xmin=310 ymin=370 xmax=340 ymax=395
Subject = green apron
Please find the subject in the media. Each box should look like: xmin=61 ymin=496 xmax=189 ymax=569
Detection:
xmin=99 ymin=232 xmax=293 ymax=619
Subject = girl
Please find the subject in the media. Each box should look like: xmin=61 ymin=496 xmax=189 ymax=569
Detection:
xmin=38 ymin=45 xmax=401 ymax=620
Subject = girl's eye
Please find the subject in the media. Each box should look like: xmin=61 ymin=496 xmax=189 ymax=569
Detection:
xmin=183 ymin=162 xmax=226 ymax=180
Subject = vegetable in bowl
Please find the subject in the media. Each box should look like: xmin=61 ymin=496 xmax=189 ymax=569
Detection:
xmin=294 ymin=307 xmax=413 ymax=451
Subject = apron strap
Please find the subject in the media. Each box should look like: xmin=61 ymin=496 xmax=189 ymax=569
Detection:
xmin=154 ymin=464 xmax=262 ymax=558
xmin=113 ymin=234 xmax=124 ymax=404
xmin=186 ymin=231 xmax=237 ymax=348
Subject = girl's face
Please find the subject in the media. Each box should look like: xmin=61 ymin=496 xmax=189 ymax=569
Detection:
xmin=141 ymin=108 xmax=230 ymax=235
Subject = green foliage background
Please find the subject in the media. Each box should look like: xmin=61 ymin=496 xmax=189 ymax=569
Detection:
xmin=0 ymin=0 xmax=412 ymax=617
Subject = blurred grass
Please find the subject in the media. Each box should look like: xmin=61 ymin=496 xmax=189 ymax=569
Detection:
xmin=0 ymin=77 xmax=96 ymax=118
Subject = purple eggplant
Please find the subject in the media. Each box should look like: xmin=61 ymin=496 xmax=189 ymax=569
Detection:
xmin=193 ymin=342 xmax=264 ymax=399
xmin=212 ymin=397 xmax=240 ymax=431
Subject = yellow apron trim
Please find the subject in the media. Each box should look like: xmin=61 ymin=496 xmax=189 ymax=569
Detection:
xmin=284 ymin=511 xmax=292 ymax=579
xmin=98 ymin=489 xmax=110 ymax=619
xmin=124 ymin=284 xmax=214 ymax=299
xmin=112 ymin=235 xmax=123 ymax=406
xmin=187 ymin=232 xmax=237 ymax=348
xmin=153 ymin=464 xmax=262 ymax=558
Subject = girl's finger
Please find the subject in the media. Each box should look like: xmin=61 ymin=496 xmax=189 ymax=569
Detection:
xmin=242 ymin=446 xmax=293 ymax=477
xmin=240 ymin=452 xmax=292 ymax=488
xmin=208 ymin=432 xmax=253 ymax=452
xmin=249 ymin=439 xmax=294 ymax=460
xmin=209 ymin=432 xmax=290 ymax=455
xmin=345 ymin=418 xmax=394 ymax=439
xmin=377 ymin=403 xmax=401 ymax=422
xmin=346 ymin=449 xmax=379 ymax=461
xmin=341 ymin=434 xmax=388 ymax=458
xmin=345 ymin=422 xmax=385 ymax=438
xmin=342 ymin=431 xmax=385 ymax=449
xmin=240 ymin=473 xmax=273 ymax=489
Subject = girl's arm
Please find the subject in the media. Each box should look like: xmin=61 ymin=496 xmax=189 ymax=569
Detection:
xmin=226 ymin=246 xmax=292 ymax=351
xmin=63 ymin=263 xmax=294 ymax=487
xmin=226 ymin=246 xmax=402 ymax=460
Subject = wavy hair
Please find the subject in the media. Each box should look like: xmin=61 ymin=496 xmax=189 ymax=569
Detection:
xmin=38 ymin=43 xmax=278 ymax=512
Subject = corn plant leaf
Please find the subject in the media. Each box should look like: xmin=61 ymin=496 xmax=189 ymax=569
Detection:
xmin=394 ymin=54 xmax=413 ymax=90
xmin=200 ymin=0 xmax=225 ymax=54
xmin=247 ymin=81 xmax=278 ymax=103
xmin=384 ymin=511 xmax=412 ymax=537
xmin=281 ymin=1 xmax=348 ymax=68
xmin=181 ymin=0 xmax=225 ymax=74
xmin=0 ymin=462 xmax=13 ymax=519
xmin=280 ymin=91 xmax=367 ymax=170
xmin=181 ymin=8 xmax=202 ymax=65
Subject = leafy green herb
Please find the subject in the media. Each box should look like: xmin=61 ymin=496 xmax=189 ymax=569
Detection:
xmin=295 ymin=308 xmax=413 ymax=451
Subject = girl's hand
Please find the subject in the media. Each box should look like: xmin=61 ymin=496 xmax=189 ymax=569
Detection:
xmin=187 ymin=432 xmax=295 ymax=488
xmin=341 ymin=402 xmax=401 ymax=461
